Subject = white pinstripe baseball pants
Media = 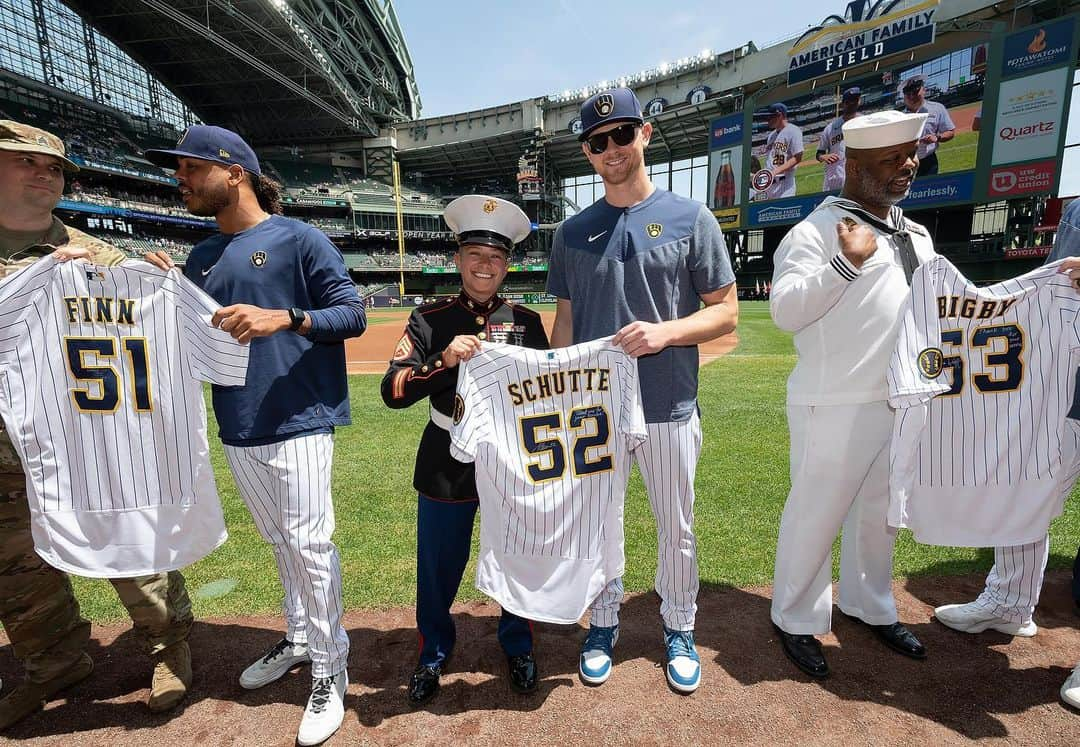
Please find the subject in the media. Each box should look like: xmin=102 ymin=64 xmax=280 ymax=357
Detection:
xmin=771 ymin=402 xmax=899 ymax=635
xmin=970 ymin=536 xmax=1049 ymax=623
xmin=224 ymin=432 xmax=349 ymax=678
xmin=589 ymin=411 xmax=701 ymax=632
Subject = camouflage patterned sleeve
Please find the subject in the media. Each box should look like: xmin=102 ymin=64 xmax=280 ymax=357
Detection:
xmin=61 ymin=225 xmax=126 ymax=266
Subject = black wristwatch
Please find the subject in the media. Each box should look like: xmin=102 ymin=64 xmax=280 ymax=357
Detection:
xmin=287 ymin=307 xmax=306 ymax=331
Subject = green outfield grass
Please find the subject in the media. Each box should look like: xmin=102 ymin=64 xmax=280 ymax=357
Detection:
xmin=70 ymin=302 xmax=1080 ymax=621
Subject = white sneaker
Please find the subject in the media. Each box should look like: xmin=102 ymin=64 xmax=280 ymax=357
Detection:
xmin=239 ymin=638 xmax=311 ymax=690
xmin=297 ymin=670 xmax=347 ymax=746
xmin=934 ymin=602 xmax=1037 ymax=637
xmin=579 ymin=625 xmax=618 ymax=686
xmin=1062 ymin=662 xmax=1080 ymax=710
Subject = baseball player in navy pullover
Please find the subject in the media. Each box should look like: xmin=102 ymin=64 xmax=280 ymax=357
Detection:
xmin=144 ymin=125 xmax=364 ymax=747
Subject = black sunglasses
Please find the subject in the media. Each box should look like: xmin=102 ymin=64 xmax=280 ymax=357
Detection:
xmin=585 ymin=123 xmax=640 ymax=154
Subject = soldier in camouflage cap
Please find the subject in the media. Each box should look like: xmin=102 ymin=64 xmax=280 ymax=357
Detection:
xmin=0 ymin=120 xmax=194 ymax=730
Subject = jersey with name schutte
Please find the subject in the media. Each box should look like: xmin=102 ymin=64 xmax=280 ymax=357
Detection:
xmin=450 ymin=338 xmax=647 ymax=624
xmin=888 ymin=256 xmax=1080 ymax=546
xmin=0 ymin=257 xmax=249 ymax=577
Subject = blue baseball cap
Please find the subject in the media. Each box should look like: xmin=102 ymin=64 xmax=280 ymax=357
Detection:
xmin=578 ymin=88 xmax=644 ymax=141
xmin=842 ymin=86 xmax=862 ymax=100
xmin=767 ymin=102 xmax=788 ymax=116
xmin=143 ymin=125 xmax=261 ymax=176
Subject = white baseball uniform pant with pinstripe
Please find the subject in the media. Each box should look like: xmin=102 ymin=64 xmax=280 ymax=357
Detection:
xmin=224 ymin=432 xmax=349 ymax=678
xmin=589 ymin=411 xmax=701 ymax=632
xmin=968 ymin=536 xmax=1049 ymax=623
xmin=771 ymin=402 xmax=899 ymax=635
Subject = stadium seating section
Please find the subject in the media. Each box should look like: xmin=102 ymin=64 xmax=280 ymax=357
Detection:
xmin=1 ymin=91 xmax=545 ymax=273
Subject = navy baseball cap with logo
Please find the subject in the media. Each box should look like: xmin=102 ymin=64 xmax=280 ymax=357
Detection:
xmin=767 ymin=102 xmax=788 ymax=116
xmin=143 ymin=125 xmax=262 ymax=176
xmin=578 ymin=87 xmax=644 ymax=141
xmin=842 ymin=86 xmax=862 ymax=100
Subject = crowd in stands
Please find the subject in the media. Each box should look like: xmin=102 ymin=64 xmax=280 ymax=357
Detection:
xmin=68 ymin=182 xmax=186 ymax=211
xmin=1 ymin=101 xmax=554 ymax=275
xmin=307 ymin=217 xmax=352 ymax=233
xmin=88 ymin=232 xmax=194 ymax=261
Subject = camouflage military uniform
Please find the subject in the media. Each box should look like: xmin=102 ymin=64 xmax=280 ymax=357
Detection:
xmin=0 ymin=220 xmax=192 ymax=684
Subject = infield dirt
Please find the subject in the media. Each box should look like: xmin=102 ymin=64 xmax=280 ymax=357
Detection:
xmin=2 ymin=571 xmax=1078 ymax=746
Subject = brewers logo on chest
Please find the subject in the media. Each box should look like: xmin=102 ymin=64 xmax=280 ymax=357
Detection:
xmin=250 ymin=251 xmax=267 ymax=268
xmin=645 ymin=223 xmax=663 ymax=239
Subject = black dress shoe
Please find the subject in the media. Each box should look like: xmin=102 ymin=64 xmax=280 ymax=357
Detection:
xmin=507 ymin=653 xmax=538 ymax=693
xmin=407 ymin=664 xmax=441 ymax=706
xmin=773 ymin=624 xmax=829 ymax=678
xmin=867 ymin=622 xmax=927 ymax=659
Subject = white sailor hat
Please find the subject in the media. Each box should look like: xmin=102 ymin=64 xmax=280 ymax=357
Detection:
xmin=444 ymin=195 xmax=532 ymax=252
xmin=843 ymin=109 xmax=928 ymax=150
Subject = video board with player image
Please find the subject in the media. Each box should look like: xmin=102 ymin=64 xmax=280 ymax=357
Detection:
xmin=747 ymin=41 xmax=988 ymax=204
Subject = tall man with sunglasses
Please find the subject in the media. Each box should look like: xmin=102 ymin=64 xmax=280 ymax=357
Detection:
xmin=547 ymin=88 xmax=738 ymax=694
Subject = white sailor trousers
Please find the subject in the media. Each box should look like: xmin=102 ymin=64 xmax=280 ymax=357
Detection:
xmin=771 ymin=400 xmax=899 ymax=635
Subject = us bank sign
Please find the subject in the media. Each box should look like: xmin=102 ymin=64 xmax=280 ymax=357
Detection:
xmin=788 ymin=0 xmax=939 ymax=85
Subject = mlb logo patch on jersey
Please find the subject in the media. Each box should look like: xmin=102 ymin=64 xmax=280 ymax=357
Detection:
xmin=645 ymin=223 xmax=663 ymax=239
xmin=917 ymin=348 xmax=944 ymax=378
xmin=85 ymin=269 xmax=106 ymax=281
xmin=250 ymin=251 xmax=267 ymax=268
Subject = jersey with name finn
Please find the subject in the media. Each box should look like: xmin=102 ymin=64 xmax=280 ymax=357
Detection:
xmin=546 ymin=188 xmax=734 ymax=423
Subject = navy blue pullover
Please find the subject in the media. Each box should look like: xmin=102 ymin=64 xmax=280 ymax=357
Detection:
xmin=182 ymin=215 xmax=366 ymax=445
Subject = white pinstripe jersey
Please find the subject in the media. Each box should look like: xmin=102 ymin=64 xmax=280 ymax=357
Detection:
xmin=450 ymin=337 xmax=647 ymax=624
xmin=888 ymin=256 xmax=1080 ymax=546
xmin=0 ymin=257 xmax=249 ymax=577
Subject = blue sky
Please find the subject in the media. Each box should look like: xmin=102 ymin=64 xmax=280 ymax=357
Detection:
xmin=395 ymin=0 xmax=1079 ymax=195
xmin=394 ymin=0 xmax=806 ymax=116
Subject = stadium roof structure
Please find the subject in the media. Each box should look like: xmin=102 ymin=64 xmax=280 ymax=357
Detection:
xmin=393 ymin=82 xmax=743 ymax=188
xmin=61 ymin=0 xmax=420 ymax=145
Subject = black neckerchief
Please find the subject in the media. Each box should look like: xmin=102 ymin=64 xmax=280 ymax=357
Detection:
xmin=828 ymin=198 xmax=919 ymax=286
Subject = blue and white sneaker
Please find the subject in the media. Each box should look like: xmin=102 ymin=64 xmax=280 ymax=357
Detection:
xmin=664 ymin=628 xmax=700 ymax=693
xmin=579 ymin=624 xmax=618 ymax=685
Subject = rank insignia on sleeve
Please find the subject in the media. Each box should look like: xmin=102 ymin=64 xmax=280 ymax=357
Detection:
xmin=393 ymin=333 xmax=413 ymax=361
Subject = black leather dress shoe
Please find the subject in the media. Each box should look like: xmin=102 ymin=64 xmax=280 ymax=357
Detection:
xmin=507 ymin=653 xmax=538 ymax=693
xmin=774 ymin=624 xmax=829 ymax=678
xmin=867 ymin=622 xmax=927 ymax=659
xmin=407 ymin=664 xmax=441 ymax=705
